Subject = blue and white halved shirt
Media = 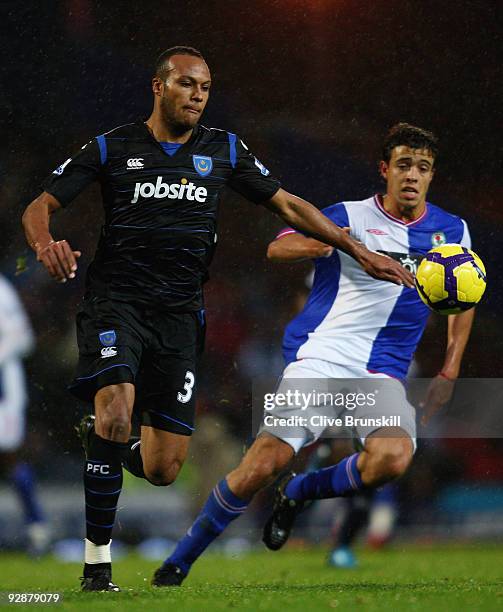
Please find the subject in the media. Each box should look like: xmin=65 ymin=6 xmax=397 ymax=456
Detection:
xmin=281 ymin=195 xmax=471 ymax=379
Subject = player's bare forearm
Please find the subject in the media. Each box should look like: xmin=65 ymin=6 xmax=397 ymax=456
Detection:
xmin=421 ymin=308 xmax=475 ymax=426
xmin=264 ymin=189 xmax=414 ymax=287
xmin=22 ymin=192 xmax=59 ymax=251
xmin=22 ymin=191 xmax=81 ymax=282
xmin=441 ymin=309 xmax=475 ymax=379
xmin=264 ymin=190 xmax=356 ymax=255
xmin=267 ymin=234 xmax=334 ymax=262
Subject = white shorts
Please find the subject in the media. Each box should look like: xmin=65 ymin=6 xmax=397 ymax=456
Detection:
xmin=259 ymin=359 xmax=416 ymax=454
xmin=0 ymin=360 xmax=27 ymax=452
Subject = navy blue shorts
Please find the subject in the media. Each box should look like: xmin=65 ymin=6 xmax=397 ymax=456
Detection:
xmin=69 ymin=296 xmax=205 ymax=436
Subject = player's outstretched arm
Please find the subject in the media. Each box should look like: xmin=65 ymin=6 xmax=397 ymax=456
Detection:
xmin=263 ymin=188 xmax=414 ymax=287
xmin=267 ymin=233 xmax=335 ymax=263
xmin=22 ymin=191 xmax=81 ymax=283
xmin=420 ymin=308 xmax=475 ymax=426
xmin=442 ymin=309 xmax=475 ymax=380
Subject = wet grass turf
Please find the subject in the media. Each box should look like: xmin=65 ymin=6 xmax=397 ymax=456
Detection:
xmin=1 ymin=544 xmax=502 ymax=610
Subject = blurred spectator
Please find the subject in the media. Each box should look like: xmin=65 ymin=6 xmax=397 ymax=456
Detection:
xmin=0 ymin=273 xmax=50 ymax=554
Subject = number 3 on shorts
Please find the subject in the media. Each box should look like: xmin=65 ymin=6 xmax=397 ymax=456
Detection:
xmin=177 ymin=370 xmax=195 ymax=404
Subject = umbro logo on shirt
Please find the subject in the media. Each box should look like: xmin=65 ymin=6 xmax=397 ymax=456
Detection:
xmin=366 ymin=228 xmax=388 ymax=235
xmin=127 ymin=158 xmax=144 ymax=169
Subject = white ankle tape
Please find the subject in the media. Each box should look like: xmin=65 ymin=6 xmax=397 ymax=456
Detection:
xmin=85 ymin=538 xmax=112 ymax=564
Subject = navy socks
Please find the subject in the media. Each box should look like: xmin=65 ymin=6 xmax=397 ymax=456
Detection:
xmin=84 ymin=433 xmax=128 ymax=545
xmin=122 ymin=439 xmax=146 ymax=480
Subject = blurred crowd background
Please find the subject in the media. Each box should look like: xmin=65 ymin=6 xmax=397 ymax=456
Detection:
xmin=0 ymin=0 xmax=502 ymax=554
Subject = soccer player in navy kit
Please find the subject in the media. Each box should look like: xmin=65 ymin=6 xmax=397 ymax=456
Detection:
xmin=22 ymin=47 xmax=412 ymax=590
xmin=158 ymin=123 xmax=476 ymax=586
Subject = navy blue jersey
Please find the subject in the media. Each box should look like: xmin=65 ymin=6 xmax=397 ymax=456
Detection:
xmin=42 ymin=121 xmax=280 ymax=310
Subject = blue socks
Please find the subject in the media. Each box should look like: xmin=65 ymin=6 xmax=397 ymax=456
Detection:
xmin=165 ymin=478 xmax=247 ymax=575
xmin=164 ymin=457 xmax=362 ymax=576
xmin=9 ymin=462 xmax=44 ymax=524
xmin=286 ymin=453 xmax=364 ymax=501
xmin=373 ymin=481 xmax=398 ymax=505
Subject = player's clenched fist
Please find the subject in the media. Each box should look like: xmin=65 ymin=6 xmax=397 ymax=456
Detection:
xmin=36 ymin=239 xmax=81 ymax=283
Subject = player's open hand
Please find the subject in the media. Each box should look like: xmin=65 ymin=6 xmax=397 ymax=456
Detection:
xmin=419 ymin=374 xmax=455 ymax=426
xmin=361 ymin=250 xmax=415 ymax=288
xmin=36 ymin=240 xmax=81 ymax=283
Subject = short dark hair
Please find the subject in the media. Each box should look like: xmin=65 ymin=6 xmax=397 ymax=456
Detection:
xmin=382 ymin=123 xmax=439 ymax=162
xmin=154 ymin=46 xmax=205 ymax=79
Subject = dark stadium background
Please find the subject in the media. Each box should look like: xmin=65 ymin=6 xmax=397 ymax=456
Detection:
xmin=1 ymin=0 xmax=502 ymax=548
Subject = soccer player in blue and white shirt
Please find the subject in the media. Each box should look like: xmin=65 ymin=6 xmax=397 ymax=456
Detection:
xmin=0 ymin=274 xmax=49 ymax=554
xmin=155 ymin=123 xmax=475 ymax=585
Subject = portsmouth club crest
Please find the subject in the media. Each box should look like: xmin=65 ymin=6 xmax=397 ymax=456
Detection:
xmin=99 ymin=330 xmax=117 ymax=359
xmin=431 ymin=231 xmax=446 ymax=247
xmin=99 ymin=330 xmax=116 ymax=347
xmin=193 ymin=155 xmax=213 ymax=177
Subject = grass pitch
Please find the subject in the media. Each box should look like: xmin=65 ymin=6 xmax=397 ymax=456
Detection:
xmin=1 ymin=544 xmax=502 ymax=611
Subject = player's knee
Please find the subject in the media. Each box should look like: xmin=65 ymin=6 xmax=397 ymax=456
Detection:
xmin=371 ymin=446 xmax=412 ymax=482
xmin=381 ymin=449 xmax=411 ymax=480
xmin=145 ymin=471 xmax=174 ymax=487
xmin=98 ymin=412 xmax=131 ymax=442
xmin=95 ymin=385 xmax=133 ymax=441
xmin=95 ymin=387 xmax=131 ymax=442
xmin=144 ymin=460 xmax=183 ymax=487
